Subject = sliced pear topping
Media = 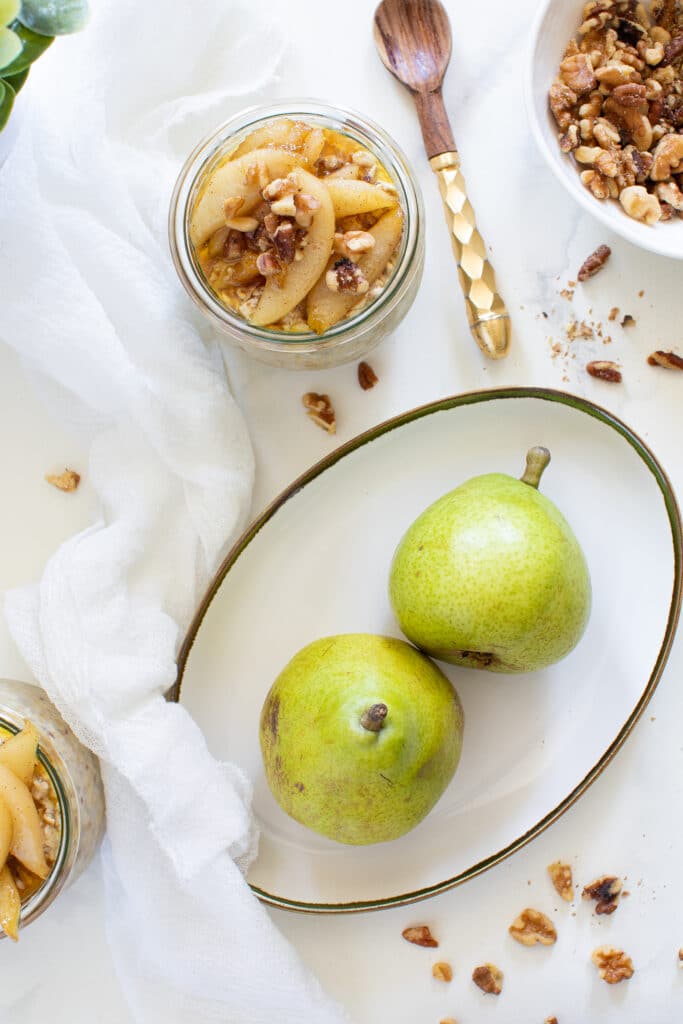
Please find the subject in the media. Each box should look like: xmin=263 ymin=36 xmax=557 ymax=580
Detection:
xmin=324 ymin=178 xmax=397 ymax=219
xmin=0 ymin=721 xmax=39 ymax=785
xmin=0 ymin=764 xmax=49 ymax=879
xmin=0 ymin=796 xmax=12 ymax=868
xmin=0 ymin=865 xmax=20 ymax=941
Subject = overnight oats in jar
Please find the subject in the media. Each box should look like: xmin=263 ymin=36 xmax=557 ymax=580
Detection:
xmin=0 ymin=679 xmax=105 ymax=940
xmin=169 ymin=101 xmax=424 ymax=369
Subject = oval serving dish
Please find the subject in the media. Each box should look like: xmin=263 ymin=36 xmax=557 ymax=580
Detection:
xmin=176 ymin=388 xmax=682 ymax=913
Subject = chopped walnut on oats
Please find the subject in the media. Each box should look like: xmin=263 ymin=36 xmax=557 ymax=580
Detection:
xmin=402 ymin=924 xmax=438 ymax=947
xmin=591 ymin=946 xmax=634 ymax=984
xmin=508 ymin=908 xmax=558 ymax=946
xmin=325 ymin=257 xmax=369 ymax=295
xmin=46 ymin=468 xmax=81 ymax=492
xmin=302 ymin=393 xmax=336 ymax=434
xmin=472 ymin=963 xmax=503 ymax=995
xmin=583 ymin=875 xmax=623 ymax=914
xmin=548 ymin=860 xmax=574 ymax=901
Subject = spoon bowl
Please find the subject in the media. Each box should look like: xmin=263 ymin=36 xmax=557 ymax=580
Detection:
xmin=373 ymin=0 xmax=452 ymax=95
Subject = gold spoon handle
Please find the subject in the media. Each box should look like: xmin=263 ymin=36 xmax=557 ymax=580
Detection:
xmin=430 ymin=151 xmax=510 ymax=360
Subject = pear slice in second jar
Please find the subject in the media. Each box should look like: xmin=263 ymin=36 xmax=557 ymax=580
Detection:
xmin=0 ymin=765 xmax=49 ymax=879
xmin=307 ymin=205 xmax=404 ymax=334
xmin=0 ymin=865 xmax=21 ymax=941
xmin=250 ymin=168 xmax=335 ymax=327
xmin=0 ymin=796 xmax=12 ymax=868
xmin=0 ymin=722 xmax=39 ymax=785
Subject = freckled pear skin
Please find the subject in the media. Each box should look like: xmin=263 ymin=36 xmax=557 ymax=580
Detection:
xmin=389 ymin=448 xmax=592 ymax=673
xmin=259 ymin=634 xmax=464 ymax=845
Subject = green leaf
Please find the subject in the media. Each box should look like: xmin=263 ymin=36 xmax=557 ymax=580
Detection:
xmin=18 ymin=0 xmax=88 ymax=36
xmin=0 ymin=21 xmax=52 ymax=74
xmin=3 ymin=65 xmax=28 ymax=92
xmin=0 ymin=24 xmax=21 ymax=69
xmin=0 ymin=77 xmax=15 ymax=132
xmin=0 ymin=0 xmax=20 ymax=28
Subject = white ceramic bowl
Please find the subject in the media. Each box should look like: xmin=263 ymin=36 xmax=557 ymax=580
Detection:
xmin=526 ymin=0 xmax=683 ymax=259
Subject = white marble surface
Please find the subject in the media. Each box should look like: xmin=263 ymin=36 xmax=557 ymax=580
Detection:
xmin=1 ymin=0 xmax=683 ymax=1020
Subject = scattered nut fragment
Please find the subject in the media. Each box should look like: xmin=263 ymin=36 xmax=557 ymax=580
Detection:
xmin=591 ymin=946 xmax=634 ymax=984
xmin=678 ymin=948 xmax=683 ymax=966
xmin=472 ymin=963 xmax=503 ymax=995
xmin=577 ymin=243 xmax=611 ymax=281
xmin=582 ymin=875 xmax=622 ymax=914
xmin=439 ymin=1019 xmax=458 ymax=1024
xmin=302 ymin=393 xmax=336 ymax=434
xmin=402 ymin=925 xmax=438 ymax=948
xmin=608 ymin=306 xmax=620 ymax=321
xmin=587 ymin=360 xmax=623 ymax=382
xmin=648 ymin=349 xmax=683 ymax=369
xmin=358 ymin=361 xmax=378 ymax=390
xmin=621 ymin=314 xmax=636 ymax=327
xmin=545 ymin=1018 xmax=558 ymax=1024
xmin=548 ymin=861 xmax=574 ymax=902
xmin=509 ymin=908 xmax=558 ymax=947
xmin=46 ymin=469 xmax=81 ymax=492
xmin=432 ymin=961 xmax=453 ymax=982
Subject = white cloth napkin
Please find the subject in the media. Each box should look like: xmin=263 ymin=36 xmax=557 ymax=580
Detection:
xmin=0 ymin=1 xmax=350 ymax=1021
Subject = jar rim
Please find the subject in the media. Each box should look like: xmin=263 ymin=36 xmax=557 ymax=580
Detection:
xmin=168 ymin=98 xmax=424 ymax=354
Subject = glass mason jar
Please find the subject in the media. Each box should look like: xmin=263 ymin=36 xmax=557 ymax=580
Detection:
xmin=169 ymin=100 xmax=425 ymax=370
xmin=0 ymin=679 xmax=105 ymax=937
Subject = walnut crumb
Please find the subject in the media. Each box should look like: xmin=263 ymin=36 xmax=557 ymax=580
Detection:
xmin=678 ymin=948 xmax=683 ymax=966
xmin=548 ymin=861 xmax=574 ymax=902
xmin=432 ymin=961 xmax=453 ymax=982
xmin=545 ymin=1018 xmax=559 ymax=1024
xmin=45 ymin=468 xmax=81 ymax=492
xmin=578 ymin=244 xmax=611 ymax=281
xmin=357 ymin=361 xmax=378 ymax=390
xmin=648 ymin=350 xmax=683 ymax=369
xmin=302 ymin=393 xmax=336 ymax=434
xmin=583 ymin=875 xmax=622 ymax=914
xmin=472 ymin=963 xmax=503 ymax=995
xmin=608 ymin=307 xmax=620 ymax=322
xmin=591 ymin=946 xmax=634 ymax=984
xmin=621 ymin=314 xmax=636 ymax=327
xmin=439 ymin=1019 xmax=458 ymax=1024
xmin=587 ymin=360 xmax=622 ymax=382
xmin=509 ymin=908 xmax=557 ymax=946
xmin=402 ymin=925 xmax=438 ymax=948
xmin=560 ymin=288 xmax=575 ymax=301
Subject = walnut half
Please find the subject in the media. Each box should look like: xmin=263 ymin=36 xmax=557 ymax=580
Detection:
xmin=591 ymin=946 xmax=634 ymax=984
xmin=302 ymin=393 xmax=336 ymax=434
xmin=582 ymin=875 xmax=622 ymax=914
xmin=508 ymin=908 xmax=557 ymax=947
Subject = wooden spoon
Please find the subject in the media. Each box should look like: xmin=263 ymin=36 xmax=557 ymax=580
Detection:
xmin=373 ymin=0 xmax=511 ymax=359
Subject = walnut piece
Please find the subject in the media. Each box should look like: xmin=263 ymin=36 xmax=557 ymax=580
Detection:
xmin=357 ymin=361 xmax=378 ymax=390
xmin=560 ymin=52 xmax=597 ymax=93
xmin=578 ymin=243 xmax=612 ymax=280
xmin=587 ymin=360 xmax=623 ymax=381
xmin=648 ymin=349 xmax=683 ymax=368
xmin=545 ymin=1018 xmax=559 ymax=1024
xmin=582 ymin=875 xmax=622 ymax=913
xmin=432 ymin=961 xmax=453 ymax=982
xmin=472 ymin=963 xmax=503 ymax=995
xmin=509 ymin=908 xmax=557 ymax=947
xmin=548 ymin=861 xmax=574 ymax=901
xmin=402 ymin=925 xmax=438 ymax=948
xmin=651 ymin=133 xmax=683 ymax=178
xmin=302 ymin=393 xmax=336 ymax=434
xmin=591 ymin=946 xmax=634 ymax=984
xmin=678 ymin=947 xmax=683 ymax=966
xmin=46 ymin=469 xmax=81 ymax=492
xmin=619 ymin=184 xmax=662 ymax=222
xmin=325 ymin=257 xmax=369 ymax=295
xmin=334 ymin=230 xmax=376 ymax=255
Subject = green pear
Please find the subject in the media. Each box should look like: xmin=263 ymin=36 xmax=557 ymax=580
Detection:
xmin=389 ymin=447 xmax=591 ymax=673
xmin=259 ymin=634 xmax=464 ymax=845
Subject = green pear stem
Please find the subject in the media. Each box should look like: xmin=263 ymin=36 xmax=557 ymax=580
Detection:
xmin=360 ymin=703 xmax=388 ymax=732
xmin=520 ymin=446 xmax=551 ymax=489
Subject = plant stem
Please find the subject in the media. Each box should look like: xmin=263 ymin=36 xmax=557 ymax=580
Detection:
xmin=360 ymin=703 xmax=388 ymax=732
xmin=520 ymin=446 xmax=551 ymax=489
